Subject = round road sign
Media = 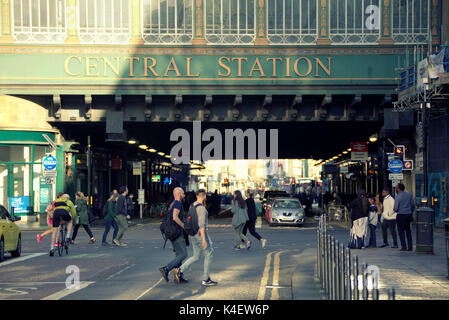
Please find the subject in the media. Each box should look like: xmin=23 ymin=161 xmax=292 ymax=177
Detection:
xmin=43 ymin=155 xmax=57 ymax=170
xmin=388 ymin=159 xmax=403 ymax=173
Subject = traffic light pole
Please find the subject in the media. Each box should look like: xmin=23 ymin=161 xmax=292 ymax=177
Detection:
xmin=87 ymin=136 xmax=92 ymax=211
xmin=422 ymin=100 xmax=429 ymax=199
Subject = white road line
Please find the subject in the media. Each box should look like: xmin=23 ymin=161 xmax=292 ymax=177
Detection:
xmin=105 ymin=264 xmax=136 ymax=280
xmin=0 ymin=253 xmax=46 ymax=268
xmin=135 ymin=278 xmax=164 ymax=300
xmin=41 ymin=281 xmax=95 ymax=300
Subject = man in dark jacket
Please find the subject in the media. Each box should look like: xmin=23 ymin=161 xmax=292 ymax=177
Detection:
xmin=241 ymin=190 xmax=267 ymax=249
xmin=126 ymin=193 xmax=135 ymax=223
xmin=113 ymin=186 xmax=130 ymax=246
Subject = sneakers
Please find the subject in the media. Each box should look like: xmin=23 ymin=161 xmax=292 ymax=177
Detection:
xmin=174 ymin=268 xmax=181 ymax=283
xmin=159 ymin=267 xmax=169 ymax=282
xmin=234 ymin=246 xmax=241 ymax=251
xmin=89 ymin=238 xmax=96 ymax=244
xmin=119 ymin=242 xmax=128 ymax=247
xmin=261 ymin=239 xmax=267 ymax=249
xmin=113 ymin=239 xmax=121 ymax=246
xmin=101 ymin=242 xmax=109 ymax=246
xmin=246 ymin=240 xmax=251 ymax=249
xmin=202 ymin=278 xmax=218 ymax=286
xmin=37 ymin=234 xmax=42 ymax=244
xmin=49 ymin=249 xmax=55 ymax=257
xmin=239 ymin=244 xmax=246 ymax=249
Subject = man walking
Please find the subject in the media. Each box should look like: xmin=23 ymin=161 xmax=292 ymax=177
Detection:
xmin=393 ymin=183 xmax=415 ymax=251
xmin=242 ymin=190 xmax=267 ymax=249
xmin=379 ymin=188 xmax=398 ymax=248
xmin=113 ymin=186 xmax=130 ymax=247
xmin=159 ymin=187 xmax=188 ymax=282
xmin=174 ymin=189 xmax=218 ymax=286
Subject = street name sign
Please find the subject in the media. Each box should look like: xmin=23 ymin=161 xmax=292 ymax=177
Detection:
xmin=389 ymin=173 xmax=404 ymax=180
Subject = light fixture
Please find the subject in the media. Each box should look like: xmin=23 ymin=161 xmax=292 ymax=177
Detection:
xmin=128 ymin=138 xmax=137 ymax=145
xmin=138 ymin=144 xmax=148 ymax=149
xmin=347 ymin=148 xmax=351 ymax=152
xmin=165 ymin=155 xmax=171 ymax=159
xmin=338 ymin=154 xmax=342 ymax=157
xmin=148 ymin=148 xmax=157 ymax=153
xmin=369 ymin=134 xmax=378 ymax=143
xmin=157 ymin=152 xmax=165 ymax=156
xmin=343 ymin=151 xmax=348 ymax=154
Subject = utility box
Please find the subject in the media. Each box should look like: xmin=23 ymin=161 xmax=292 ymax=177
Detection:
xmin=416 ymin=207 xmax=434 ymax=253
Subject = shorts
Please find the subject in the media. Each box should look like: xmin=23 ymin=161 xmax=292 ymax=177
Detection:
xmin=53 ymin=209 xmax=72 ymax=228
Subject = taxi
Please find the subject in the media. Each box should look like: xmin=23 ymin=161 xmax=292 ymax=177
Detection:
xmin=0 ymin=204 xmax=22 ymax=262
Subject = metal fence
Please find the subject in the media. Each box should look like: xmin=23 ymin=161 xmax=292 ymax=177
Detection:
xmin=316 ymin=214 xmax=396 ymax=300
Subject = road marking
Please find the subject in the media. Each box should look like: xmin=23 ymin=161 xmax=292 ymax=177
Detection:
xmin=0 ymin=253 xmax=46 ymax=268
xmin=41 ymin=281 xmax=95 ymax=300
xmin=105 ymin=264 xmax=136 ymax=280
xmin=135 ymin=278 xmax=164 ymax=300
xmin=270 ymin=250 xmax=287 ymax=300
xmin=257 ymin=251 xmax=274 ymax=300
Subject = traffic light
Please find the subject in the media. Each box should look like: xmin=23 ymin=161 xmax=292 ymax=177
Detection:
xmin=394 ymin=145 xmax=405 ymax=160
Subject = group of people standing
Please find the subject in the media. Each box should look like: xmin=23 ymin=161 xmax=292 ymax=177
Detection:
xmin=159 ymin=188 xmax=267 ymax=286
xmin=348 ymin=183 xmax=415 ymax=252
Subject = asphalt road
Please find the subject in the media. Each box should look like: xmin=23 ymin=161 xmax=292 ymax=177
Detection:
xmin=0 ymin=218 xmax=319 ymax=300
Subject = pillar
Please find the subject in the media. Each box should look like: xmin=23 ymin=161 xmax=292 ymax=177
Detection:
xmin=65 ymin=0 xmax=79 ymax=44
xmin=379 ymin=0 xmax=394 ymax=44
xmin=431 ymin=0 xmax=441 ymax=45
xmin=255 ymin=0 xmax=268 ymax=45
xmin=129 ymin=0 xmax=144 ymax=45
xmin=192 ymin=0 xmax=206 ymax=45
xmin=316 ymin=0 xmax=331 ymax=45
xmin=0 ymin=0 xmax=13 ymax=43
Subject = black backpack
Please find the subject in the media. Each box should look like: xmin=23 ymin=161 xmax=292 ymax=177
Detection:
xmin=184 ymin=203 xmax=201 ymax=236
xmin=160 ymin=202 xmax=182 ymax=248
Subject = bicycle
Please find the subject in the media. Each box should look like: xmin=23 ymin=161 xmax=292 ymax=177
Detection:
xmin=57 ymin=221 xmax=69 ymax=256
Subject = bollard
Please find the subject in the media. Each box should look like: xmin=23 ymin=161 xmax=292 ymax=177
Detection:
xmin=317 ymin=229 xmax=320 ymax=281
xmin=340 ymin=244 xmax=345 ymax=300
xmin=353 ymin=256 xmax=359 ymax=300
xmin=346 ymin=247 xmax=352 ymax=300
xmin=325 ymin=235 xmax=329 ymax=294
xmin=330 ymin=236 xmax=334 ymax=300
xmin=388 ymin=287 xmax=395 ymax=300
xmin=371 ymin=272 xmax=379 ymax=300
xmin=336 ymin=240 xmax=340 ymax=300
xmin=361 ymin=263 xmax=368 ymax=300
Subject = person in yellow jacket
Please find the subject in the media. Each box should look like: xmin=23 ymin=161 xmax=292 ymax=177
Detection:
xmin=49 ymin=193 xmax=76 ymax=256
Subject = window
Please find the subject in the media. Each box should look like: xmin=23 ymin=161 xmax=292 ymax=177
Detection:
xmin=12 ymin=0 xmax=66 ymax=43
xmin=142 ymin=0 xmax=193 ymax=44
xmin=392 ymin=0 xmax=429 ymax=44
xmin=78 ymin=0 xmax=130 ymax=44
xmin=267 ymin=0 xmax=318 ymax=45
xmin=205 ymin=0 xmax=256 ymax=45
xmin=329 ymin=0 xmax=380 ymax=44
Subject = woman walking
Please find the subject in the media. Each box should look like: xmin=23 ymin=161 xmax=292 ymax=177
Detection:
xmin=242 ymin=190 xmax=267 ymax=249
xmin=231 ymin=190 xmax=249 ymax=250
xmin=102 ymin=193 xmax=119 ymax=246
xmin=71 ymin=192 xmax=96 ymax=244
xmin=37 ymin=203 xmax=55 ymax=244
xmin=348 ymin=190 xmax=369 ymax=249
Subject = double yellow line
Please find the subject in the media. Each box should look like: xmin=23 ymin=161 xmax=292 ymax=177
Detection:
xmin=257 ymin=250 xmax=287 ymax=300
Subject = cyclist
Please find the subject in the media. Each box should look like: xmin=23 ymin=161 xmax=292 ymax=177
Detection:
xmin=49 ymin=193 xmax=76 ymax=256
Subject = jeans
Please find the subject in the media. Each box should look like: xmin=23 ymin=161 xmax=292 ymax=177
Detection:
xmin=180 ymin=232 xmax=214 ymax=281
xmin=102 ymin=219 xmax=118 ymax=243
xmin=382 ymin=219 xmax=398 ymax=246
xmin=368 ymin=224 xmax=377 ymax=247
xmin=115 ymin=215 xmax=128 ymax=242
xmin=396 ymin=214 xmax=413 ymax=250
xmin=166 ymin=235 xmax=188 ymax=272
xmin=72 ymin=224 xmax=94 ymax=241
xmin=242 ymin=220 xmax=262 ymax=241
xmin=234 ymin=223 xmax=248 ymax=247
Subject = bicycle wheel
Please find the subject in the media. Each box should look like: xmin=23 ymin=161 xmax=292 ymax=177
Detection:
xmin=58 ymin=227 xmax=64 ymax=256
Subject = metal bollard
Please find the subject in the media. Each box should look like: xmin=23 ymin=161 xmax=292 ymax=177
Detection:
xmin=336 ymin=240 xmax=341 ymax=300
xmin=353 ymin=256 xmax=359 ymax=300
xmin=340 ymin=244 xmax=345 ymax=300
xmin=388 ymin=286 xmax=395 ymax=300
xmin=372 ymin=272 xmax=379 ymax=300
xmin=325 ymin=234 xmax=329 ymax=294
xmin=317 ymin=229 xmax=320 ymax=280
xmin=329 ymin=236 xmax=334 ymax=300
xmin=361 ymin=263 xmax=368 ymax=300
xmin=346 ymin=247 xmax=352 ymax=300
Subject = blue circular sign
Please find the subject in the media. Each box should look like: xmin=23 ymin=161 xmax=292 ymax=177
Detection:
xmin=43 ymin=156 xmax=57 ymax=170
xmin=388 ymin=159 xmax=403 ymax=173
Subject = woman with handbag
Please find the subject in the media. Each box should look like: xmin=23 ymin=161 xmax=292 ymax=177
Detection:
xmin=231 ymin=190 xmax=250 ymax=250
xmin=71 ymin=192 xmax=96 ymax=244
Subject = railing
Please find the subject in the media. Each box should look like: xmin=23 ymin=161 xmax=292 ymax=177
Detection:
xmin=316 ymin=214 xmax=396 ymax=300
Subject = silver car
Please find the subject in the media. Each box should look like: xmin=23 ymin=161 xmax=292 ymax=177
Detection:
xmin=268 ymin=198 xmax=305 ymax=226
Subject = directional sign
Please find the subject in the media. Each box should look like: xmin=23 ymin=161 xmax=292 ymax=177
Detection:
xmin=42 ymin=155 xmax=57 ymax=170
xmin=403 ymin=160 xmax=414 ymax=171
xmin=389 ymin=173 xmax=404 ymax=180
xmin=43 ymin=170 xmax=57 ymax=177
xmin=388 ymin=159 xmax=403 ymax=173
xmin=351 ymin=142 xmax=368 ymax=161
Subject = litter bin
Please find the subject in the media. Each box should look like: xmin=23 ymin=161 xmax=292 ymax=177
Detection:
xmin=416 ymin=207 xmax=434 ymax=253
xmin=444 ymin=218 xmax=449 ymax=279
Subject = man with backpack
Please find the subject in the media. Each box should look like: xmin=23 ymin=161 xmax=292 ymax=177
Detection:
xmin=174 ymin=189 xmax=217 ymax=286
xmin=159 ymin=187 xmax=188 ymax=283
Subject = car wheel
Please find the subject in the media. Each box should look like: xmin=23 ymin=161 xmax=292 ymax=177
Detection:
xmin=0 ymin=238 xmax=4 ymax=262
xmin=11 ymin=235 xmax=21 ymax=258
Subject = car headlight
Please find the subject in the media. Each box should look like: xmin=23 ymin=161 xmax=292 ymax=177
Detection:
xmin=271 ymin=212 xmax=278 ymax=217
xmin=296 ymin=212 xmax=304 ymax=217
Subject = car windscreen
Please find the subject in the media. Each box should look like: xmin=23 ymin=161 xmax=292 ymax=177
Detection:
xmin=273 ymin=200 xmax=300 ymax=209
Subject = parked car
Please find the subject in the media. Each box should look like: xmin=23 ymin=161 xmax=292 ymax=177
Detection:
xmin=262 ymin=190 xmax=290 ymax=215
xmin=267 ymin=198 xmax=305 ymax=227
xmin=0 ymin=205 xmax=22 ymax=262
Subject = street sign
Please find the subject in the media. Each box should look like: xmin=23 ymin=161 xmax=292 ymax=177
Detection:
xmin=133 ymin=162 xmax=142 ymax=175
xmin=351 ymin=142 xmax=368 ymax=161
xmin=403 ymin=160 xmax=414 ymax=170
xmin=340 ymin=166 xmax=349 ymax=174
xmin=43 ymin=170 xmax=57 ymax=177
xmin=392 ymin=180 xmax=400 ymax=187
xmin=138 ymin=189 xmax=145 ymax=205
xmin=42 ymin=155 xmax=57 ymax=170
xmin=44 ymin=177 xmax=56 ymax=184
xmin=388 ymin=159 xmax=403 ymax=173
xmin=9 ymin=196 xmax=30 ymax=215
xmin=389 ymin=173 xmax=404 ymax=180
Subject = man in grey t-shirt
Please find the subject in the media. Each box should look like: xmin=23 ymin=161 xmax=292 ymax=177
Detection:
xmin=174 ymin=189 xmax=218 ymax=286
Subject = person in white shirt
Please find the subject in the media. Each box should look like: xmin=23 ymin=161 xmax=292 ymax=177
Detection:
xmin=379 ymin=188 xmax=398 ymax=248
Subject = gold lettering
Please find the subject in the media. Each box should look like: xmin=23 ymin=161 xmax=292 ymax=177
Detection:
xmin=314 ymin=57 xmax=332 ymax=77
xmin=64 ymin=56 xmax=81 ymax=76
xmin=126 ymin=57 xmax=140 ymax=77
xmin=103 ymin=57 xmax=120 ymax=77
xmin=164 ymin=57 xmax=181 ymax=77
xmin=294 ymin=57 xmax=312 ymax=77
xmin=249 ymin=58 xmax=266 ymax=77
xmin=231 ymin=57 xmax=248 ymax=77
xmin=266 ymin=57 xmax=282 ymax=77
xmin=185 ymin=57 xmax=200 ymax=77
xmin=144 ymin=57 xmax=159 ymax=77
xmin=218 ymin=57 xmax=231 ymax=77
xmin=285 ymin=57 xmax=291 ymax=77
xmin=85 ymin=57 xmax=100 ymax=77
